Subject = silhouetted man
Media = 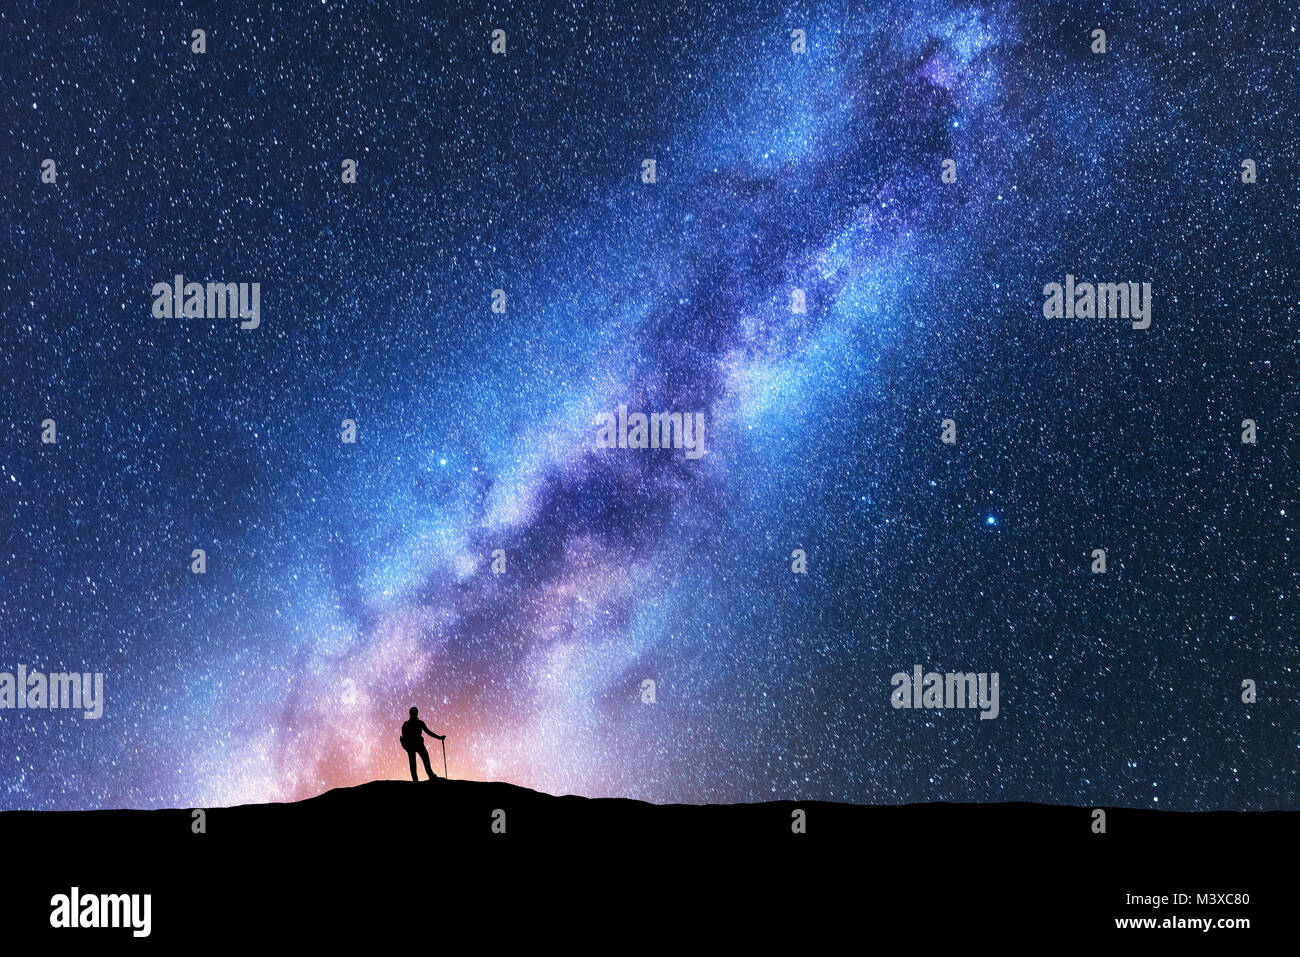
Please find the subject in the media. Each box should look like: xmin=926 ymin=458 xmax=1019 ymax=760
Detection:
xmin=400 ymin=706 xmax=445 ymax=782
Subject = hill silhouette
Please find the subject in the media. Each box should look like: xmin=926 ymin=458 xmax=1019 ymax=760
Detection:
xmin=1 ymin=778 xmax=1288 ymax=942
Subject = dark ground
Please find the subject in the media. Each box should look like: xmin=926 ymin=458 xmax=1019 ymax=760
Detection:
xmin=1 ymin=778 xmax=1289 ymax=944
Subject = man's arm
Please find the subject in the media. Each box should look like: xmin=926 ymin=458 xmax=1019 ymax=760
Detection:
xmin=422 ymin=722 xmax=445 ymax=741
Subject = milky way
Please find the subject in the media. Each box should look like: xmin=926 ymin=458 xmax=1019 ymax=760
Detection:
xmin=2 ymin=1 xmax=1296 ymax=810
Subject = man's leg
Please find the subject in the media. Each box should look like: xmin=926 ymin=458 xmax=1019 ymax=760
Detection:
xmin=408 ymin=749 xmax=418 ymax=782
xmin=420 ymin=746 xmax=436 ymax=780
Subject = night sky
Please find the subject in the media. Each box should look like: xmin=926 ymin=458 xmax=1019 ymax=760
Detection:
xmin=2 ymin=1 xmax=1296 ymax=811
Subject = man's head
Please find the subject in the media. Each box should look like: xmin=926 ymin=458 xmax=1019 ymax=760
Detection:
xmin=409 ymin=706 xmax=418 ymax=719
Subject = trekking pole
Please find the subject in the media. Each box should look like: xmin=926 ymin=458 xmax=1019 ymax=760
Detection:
xmin=441 ymin=737 xmax=449 ymax=781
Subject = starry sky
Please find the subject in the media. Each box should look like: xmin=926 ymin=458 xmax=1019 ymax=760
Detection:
xmin=1 ymin=1 xmax=1296 ymax=811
